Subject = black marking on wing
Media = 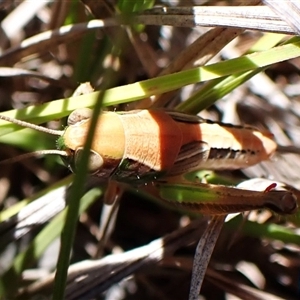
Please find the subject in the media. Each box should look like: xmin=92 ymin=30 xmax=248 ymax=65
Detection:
xmin=166 ymin=110 xmax=257 ymax=131
xmin=208 ymin=148 xmax=258 ymax=160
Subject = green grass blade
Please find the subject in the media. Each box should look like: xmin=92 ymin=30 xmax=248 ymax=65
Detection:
xmin=227 ymin=215 xmax=300 ymax=245
xmin=1 ymin=37 xmax=300 ymax=136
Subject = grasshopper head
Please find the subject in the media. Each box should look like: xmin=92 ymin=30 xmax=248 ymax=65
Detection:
xmin=57 ymin=108 xmax=125 ymax=179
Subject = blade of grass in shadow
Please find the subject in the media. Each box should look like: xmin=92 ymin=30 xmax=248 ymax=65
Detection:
xmin=52 ymin=92 xmax=105 ymax=299
xmin=52 ymin=26 xmax=124 ymax=295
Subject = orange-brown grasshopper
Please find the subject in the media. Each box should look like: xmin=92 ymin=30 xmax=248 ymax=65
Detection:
xmin=0 ymin=108 xmax=298 ymax=215
xmin=1 ymin=106 xmax=298 ymax=300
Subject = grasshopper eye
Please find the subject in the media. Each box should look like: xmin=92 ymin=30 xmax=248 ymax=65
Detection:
xmin=74 ymin=148 xmax=104 ymax=174
xmin=68 ymin=108 xmax=93 ymax=125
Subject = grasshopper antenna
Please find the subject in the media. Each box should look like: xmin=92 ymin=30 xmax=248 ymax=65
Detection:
xmin=0 ymin=114 xmax=64 ymax=136
xmin=0 ymin=114 xmax=69 ymax=164
xmin=0 ymin=150 xmax=69 ymax=165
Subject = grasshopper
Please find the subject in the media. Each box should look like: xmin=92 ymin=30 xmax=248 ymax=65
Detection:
xmin=0 ymin=107 xmax=298 ymax=300
xmin=0 ymin=108 xmax=297 ymax=215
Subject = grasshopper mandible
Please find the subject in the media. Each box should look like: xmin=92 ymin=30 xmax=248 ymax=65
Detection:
xmin=0 ymin=108 xmax=297 ymax=215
